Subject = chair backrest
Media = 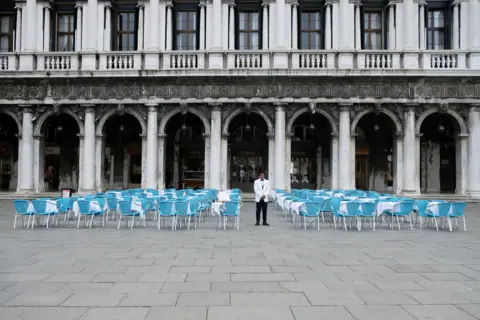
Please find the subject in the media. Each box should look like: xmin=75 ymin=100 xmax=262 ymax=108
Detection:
xmin=360 ymin=202 xmax=376 ymax=216
xmin=224 ymin=201 xmax=239 ymax=215
xmin=138 ymin=193 xmax=148 ymax=199
xmin=435 ymin=202 xmax=451 ymax=217
xmin=13 ymin=200 xmax=31 ymax=214
xmin=158 ymin=201 xmax=175 ymax=215
xmin=96 ymin=193 xmax=105 ymax=197
xmin=304 ymin=202 xmax=321 ymax=215
xmin=330 ymin=197 xmax=342 ymax=214
xmin=175 ymin=190 xmax=186 ymax=198
xmin=32 ymin=200 xmax=47 ymax=213
xmin=118 ymin=200 xmax=133 ymax=214
xmin=345 ymin=201 xmax=360 ymax=215
xmin=84 ymin=194 xmax=94 ymax=200
xmin=56 ymin=198 xmax=70 ymax=212
xmin=106 ymin=197 xmax=118 ymax=210
xmin=451 ymin=202 xmax=467 ymax=216
xmin=93 ymin=197 xmax=106 ymax=209
xmin=121 ymin=196 xmax=132 ymax=201
xmin=106 ymin=193 xmax=116 ymax=198
xmin=175 ymin=201 xmax=190 ymax=215
xmin=77 ymin=200 xmax=91 ymax=214
xmin=229 ymin=194 xmax=240 ymax=201
xmin=395 ymin=200 xmax=414 ymax=215
xmin=414 ymin=200 xmax=430 ymax=216
xmin=321 ymin=198 xmax=331 ymax=211
xmin=146 ymin=198 xmax=156 ymax=210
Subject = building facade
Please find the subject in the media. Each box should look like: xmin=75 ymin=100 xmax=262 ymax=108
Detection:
xmin=0 ymin=0 xmax=480 ymax=196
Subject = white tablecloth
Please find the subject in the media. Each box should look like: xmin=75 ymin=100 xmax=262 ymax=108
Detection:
xmin=290 ymin=202 xmax=305 ymax=215
xmin=212 ymin=202 xmax=223 ymax=216
xmin=375 ymin=201 xmax=398 ymax=216
xmin=427 ymin=202 xmax=453 ymax=215
xmin=72 ymin=201 xmax=102 ymax=217
xmin=28 ymin=200 xmax=58 ymax=214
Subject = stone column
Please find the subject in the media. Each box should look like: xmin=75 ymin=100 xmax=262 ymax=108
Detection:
xmin=145 ymin=0 xmax=160 ymax=68
xmin=210 ymin=106 xmax=222 ymax=190
xmin=452 ymin=0 xmax=460 ymax=49
xmin=331 ymin=0 xmax=339 ymax=49
xmin=350 ymin=135 xmax=356 ymax=189
xmin=291 ymin=3 xmax=298 ymax=49
xmin=43 ymin=5 xmax=51 ymax=51
xmin=418 ymin=1 xmax=425 ymax=50
xmin=402 ymin=0 xmax=419 ymax=68
xmin=19 ymin=0 xmax=36 ymax=70
xmin=331 ymin=133 xmax=339 ymax=189
xmin=354 ymin=1 xmax=361 ymax=49
xmin=468 ymin=106 xmax=480 ymax=197
xmin=417 ymin=134 xmax=423 ymax=193
xmin=172 ymin=144 xmax=179 ymax=188
xmin=325 ymin=1 xmax=332 ymax=49
xmin=16 ymin=134 xmax=22 ymax=191
xmin=75 ymin=4 xmax=83 ymax=52
xmin=228 ymin=4 xmax=235 ymax=50
xmin=33 ymin=134 xmax=44 ymax=193
xmin=199 ymin=3 xmax=206 ymax=50
xmin=157 ymin=134 xmax=167 ymax=190
xmin=141 ymin=134 xmax=147 ymax=189
xmin=203 ymin=134 xmax=210 ymax=188
xmin=166 ymin=4 xmax=173 ymax=50
xmin=18 ymin=107 xmax=34 ymax=192
xmin=95 ymin=134 xmax=104 ymax=192
xmin=285 ymin=133 xmax=292 ymax=191
xmin=82 ymin=106 xmax=96 ymax=193
xmin=395 ymin=133 xmax=404 ymax=195
xmin=15 ymin=4 xmax=22 ymax=51
xmin=403 ymin=106 xmax=417 ymax=195
xmin=137 ymin=4 xmax=145 ymax=51
xmin=104 ymin=4 xmax=111 ymax=51
xmin=316 ymin=146 xmax=322 ymax=189
xmin=262 ymin=2 xmax=269 ymax=49
xmin=388 ymin=2 xmax=395 ymax=49
xmin=456 ymin=134 xmax=468 ymax=195
xmin=146 ymin=105 xmax=158 ymax=189
xmin=274 ymin=105 xmax=286 ymax=190
xmin=338 ymin=105 xmax=351 ymax=190
xmin=81 ymin=0 xmax=98 ymax=70
xmin=78 ymin=135 xmax=84 ymax=191
xmin=97 ymin=2 xmax=105 ymax=51
xmin=267 ymin=133 xmax=275 ymax=190
xmin=209 ymin=0 xmax=223 ymax=68
xmin=460 ymin=0 xmax=468 ymax=49
xmin=221 ymin=134 xmax=229 ymax=190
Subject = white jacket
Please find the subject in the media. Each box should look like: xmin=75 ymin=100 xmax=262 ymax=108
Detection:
xmin=254 ymin=179 xmax=270 ymax=202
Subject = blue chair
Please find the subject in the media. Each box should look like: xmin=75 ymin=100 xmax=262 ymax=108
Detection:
xmin=358 ymin=201 xmax=377 ymax=231
xmin=390 ymin=200 xmax=414 ymax=230
xmin=145 ymin=198 xmax=156 ymax=221
xmin=299 ymin=201 xmax=321 ymax=230
xmin=76 ymin=200 xmax=105 ymax=229
xmin=13 ymin=200 xmax=35 ymax=229
xmin=220 ymin=201 xmax=240 ymax=230
xmin=450 ymin=202 xmax=467 ymax=231
xmin=106 ymin=197 xmax=119 ymax=221
xmin=414 ymin=200 xmax=430 ymax=229
xmin=158 ymin=201 xmax=176 ymax=230
xmin=319 ymin=198 xmax=332 ymax=224
xmin=56 ymin=198 xmax=72 ymax=223
xmin=334 ymin=201 xmax=360 ymax=231
xmin=175 ymin=200 xmax=196 ymax=230
xmin=31 ymin=199 xmax=59 ymax=229
xmin=426 ymin=202 xmax=452 ymax=231
xmin=117 ymin=200 xmax=143 ymax=230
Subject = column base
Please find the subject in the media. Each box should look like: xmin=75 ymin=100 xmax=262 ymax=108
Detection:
xmin=16 ymin=189 xmax=35 ymax=195
xmin=273 ymin=51 xmax=289 ymax=69
xmin=402 ymin=50 xmax=420 ymax=69
xmin=467 ymin=50 xmax=480 ymax=69
xmin=468 ymin=190 xmax=480 ymax=199
xmin=79 ymin=189 xmax=96 ymax=195
xmin=145 ymin=51 xmax=160 ymax=69
xmin=208 ymin=51 xmax=224 ymax=69
xmin=400 ymin=190 xmax=421 ymax=197
xmin=337 ymin=49 xmax=354 ymax=69
xmin=18 ymin=52 xmax=36 ymax=71
xmin=81 ymin=52 xmax=97 ymax=71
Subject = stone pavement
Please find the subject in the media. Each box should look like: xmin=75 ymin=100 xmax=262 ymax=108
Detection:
xmin=1 ymin=200 xmax=480 ymax=320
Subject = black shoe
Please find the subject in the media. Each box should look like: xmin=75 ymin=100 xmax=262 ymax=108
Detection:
xmin=263 ymin=222 xmax=269 ymax=226
xmin=255 ymin=222 xmax=260 ymax=226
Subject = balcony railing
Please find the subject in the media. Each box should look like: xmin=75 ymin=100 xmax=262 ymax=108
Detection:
xmin=1 ymin=50 xmax=479 ymax=73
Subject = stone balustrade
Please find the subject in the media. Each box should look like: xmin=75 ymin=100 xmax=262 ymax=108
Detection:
xmin=2 ymin=50 xmax=480 ymax=74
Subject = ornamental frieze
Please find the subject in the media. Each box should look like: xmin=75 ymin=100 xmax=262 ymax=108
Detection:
xmin=1 ymin=77 xmax=480 ymax=101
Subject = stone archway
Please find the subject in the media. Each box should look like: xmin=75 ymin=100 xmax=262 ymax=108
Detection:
xmin=0 ymin=112 xmax=21 ymax=191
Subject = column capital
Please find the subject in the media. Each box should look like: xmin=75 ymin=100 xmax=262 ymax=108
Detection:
xmin=82 ymin=105 xmax=95 ymax=113
xmin=229 ymin=3 xmax=236 ymax=8
xmin=395 ymin=132 xmax=404 ymax=140
xmin=330 ymin=132 xmax=339 ymax=138
xmin=146 ymin=103 xmax=158 ymax=111
xmin=324 ymin=0 xmax=333 ymax=6
xmin=267 ymin=132 xmax=275 ymax=140
xmin=418 ymin=0 xmax=427 ymax=6
xmin=353 ymin=0 xmax=362 ymax=7
xmin=387 ymin=1 xmax=396 ymax=7
xmin=451 ymin=0 xmax=460 ymax=6
xmin=456 ymin=133 xmax=469 ymax=140
xmin=14 ymin=3 xmax=24 ymax=10
xmin=338 ymin=103 xmax=352 ymax=112
xmin=285 ymin=132 xmax=294 ymax=139
xmin=263 ymin=0 xmax=270 ymax=7
xmin=415 ymin=133 xmax=424 ymax=139
xmin=42 ymin=3 xmax=52 ymax=10
xmin=20 ymin=105 xmax=34 ymax=113
xmin=202 ymin=133 xmax=210 ymax=139
xmin=158 ymin=133 xmax=168 ymax=138
xmin=404 ymin=103 xmax=419 ymax=112
xmin=199 ymin=1 xmax=207 ymax=8
xmin=137 ymin=3 xmax=145 ymax=9
xmin=33 ymin=134 xmax=44 ymax=140
xmin=221 ymin=133 xmax=229 ymax=139
xmin=209 ymin=103 xmax=222 ymax=112
xmin=140 ymin=133 xmax=147 ymax=140
xmin=95 ymin=133 xmax=105 ymax=140
xmin=470 ymin=104 xmax=480 ymax=112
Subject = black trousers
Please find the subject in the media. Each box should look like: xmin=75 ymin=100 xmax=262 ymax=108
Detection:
xmin=256 ymin=199 xmax=268 ymax=223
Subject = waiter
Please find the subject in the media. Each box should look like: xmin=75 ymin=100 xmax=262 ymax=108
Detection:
xmin=253 ymin=172 xmax=270 ymax=226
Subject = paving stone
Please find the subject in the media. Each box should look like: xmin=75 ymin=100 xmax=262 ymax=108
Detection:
xmin=369 ymin=280 xmax=426 ymax=291
xmin=406 ymin=291 xmax=473 ymax=304
xmin=291 ymin=306 xmax=356 ymax=320
xmin=146 ymin=307 xmax=207 ymax=320
xmin=91 ymin=273 xmax=140 ymax=283
xmin=211 ymin=266 xmax=271 ymax=273
xmin=456 ymin=304 xmax=480 ymax=319
xmin=44 ymin=273 xmax=97 ymax=283
xmin=80 ymin=307 xmax=150 ymax=320
xmin=186 ymin=273 xmax=230 ymax=282
xmin=170 ymin=266 xmax=211 ymax=273
xmin=231 ymin=292 xmax=310 ymax=307
xmin=4 ymin=292 xmax=72 ymax=307
xmin=323 ymin=279 xmax=380 ymax=292
xmin=61 ymin=293 xmax=125 ymax=307
xmin=303 ymin=291 xmax=365 ymax=306
xmin=420 ymin=272 xmax=474 ymax=281
xmin=403 ymin=305 xmax=477 ymax=320
xmin=124 ymin=266 xmax=171 ymax=274
xmin=15 ymin=307 xmax=88 ymax=320
xmin=211 ymin=281 xmax=285 ymax=292
xmin=177 ymin=292 xmax=230 ymax=306
xmin=160 ymin=282 xmax=211 ymax=293
xmin=346 ymin=305 xmax=417 ymax=320
xmin=207 ymin=307 xmax=294 ymax=320
xmin=138 ymin=273 xmax=187 ymax=282
xmin=108 ymin=282 xmax=163 ymax=294
xmin=117 ymin=293 xmax=179 ymax=306
xmin=355 ymin=291 xmax=419 ymax=305
xmin=231 ymin=273 xmax=295 ymax=282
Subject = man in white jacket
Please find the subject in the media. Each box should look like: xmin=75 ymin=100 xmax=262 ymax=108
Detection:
xmin=253 ymin=172 xmax=270 ymax=226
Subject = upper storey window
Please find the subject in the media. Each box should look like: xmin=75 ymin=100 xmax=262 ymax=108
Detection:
xmin=56 ymin=13 xmax=75 ymax=51
xmin=363 ymin=10 xmax=382 ymax=50
xmin=238 ymin=11 xmax=259 ymax=50
xmin=427 ymin=9 xmax=446 ymax=50
xmin=300 ymin=11 xmax=322 ymax=49
xmin=175 ymin=11 xmax=197 ymax=50
xmin=0 ymin=15 xmax=13 ymax=52
xmin=116 ymin=12 xmax=136 ymax=51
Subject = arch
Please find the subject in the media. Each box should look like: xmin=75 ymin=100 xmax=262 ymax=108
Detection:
xmin=415 ymin=107 xmax=468 ymax=135
xmin=222 ymin=108 xmax=273 ymax=134
xmin=159 ymin=108 xmax=211 ymax=135
xmin=96 ymin=107 xmax=147 ymax=135
xmin=0 ymin=110 xmax=22 ymax=133
xmin=33 ymin=108 xmax=84 ymax=136
xmin=350 ymin=108 xmax=403 ymax=135
xmin=286 ymin=107 xmax=338 ymax=135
